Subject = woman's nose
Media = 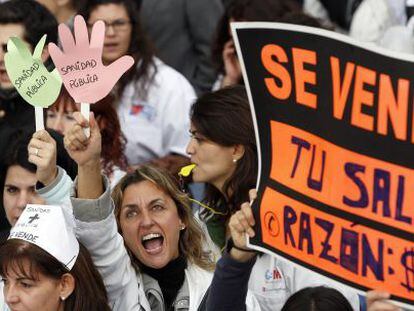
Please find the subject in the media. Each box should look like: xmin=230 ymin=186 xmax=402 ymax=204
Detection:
xmin=56 ymin=114 xmax=66 ymax=134
xmin=186 ymin=139 xmax=195 ymax=155
xmin=5 ymin=283 xmax=20 ymax=304
xmin=16 ymin=191 xmax=30 ymax=211
xmin=140 ymin=211 xmax=155 ymax=228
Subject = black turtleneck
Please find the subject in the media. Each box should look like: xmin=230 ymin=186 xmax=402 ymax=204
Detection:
xmin=141 ymin=256 xmax=187 ymax=310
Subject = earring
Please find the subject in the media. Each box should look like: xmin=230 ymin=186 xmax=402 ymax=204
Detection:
xmin=233 ymin=158 xmax=238 ymax=163
xmin=180 ymin=225 xmax=186 ymax=231
xmin=60 ymin=296 xmax=66 ymax=301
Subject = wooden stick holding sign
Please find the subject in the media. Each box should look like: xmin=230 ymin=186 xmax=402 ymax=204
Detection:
xmin=48 ymin=15 xmax=134 ymax=137
xmin=80 ymin=103 xmax=90 ymax=137
xmin=4 ymin=35 xmax=62 ymax=131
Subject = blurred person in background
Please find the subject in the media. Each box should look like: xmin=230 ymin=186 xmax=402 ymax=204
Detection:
xmin=0 ymin=0 xmax=58 ymax=130
xmin=303 ymin=0 xmax=363 ymax=31
xmin=140 ymin=0 xmax=224 ymax=95
xmin=212 ymin=0 xmax=322 ymax=90
xmin=36 ymin=0 xmax=86 ymax=25
xmin=349 ymin=0 xmax=405 ymax=43
xmin=79 ymin=0 xmax=196 ymax=176
xmin=79 ymin=0 xmax=195 ymax=175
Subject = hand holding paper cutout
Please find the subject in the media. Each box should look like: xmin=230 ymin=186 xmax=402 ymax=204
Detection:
xmin=64 ymin=111 xmax=102 ymax=167
xmin=28 ymin=130 xmax=58 ymax=186
xmin=4 ymin=35 xmax=62 ymax=107
xmin=48 ymin=15 xmax=134 ymax=104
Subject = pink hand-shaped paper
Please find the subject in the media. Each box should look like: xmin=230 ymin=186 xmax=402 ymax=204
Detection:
xmin=48 ymin=15 xmax=134 ymax=104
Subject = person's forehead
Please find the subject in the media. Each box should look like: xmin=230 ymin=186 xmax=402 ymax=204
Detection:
xmin=0 ymin=23 xmax=26 ymax=45
xmin=53 ymin=99 xmax=78 ymax=113
xmin=122 ymin=181 xmax=172 ymax=206
xmin=89 ymin=3 xmax=129 ymax=22
xmin=5 ymin=165 xmax=37 ymax=187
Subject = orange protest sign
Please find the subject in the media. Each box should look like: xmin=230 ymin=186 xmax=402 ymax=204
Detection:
xmin=260 ymin=187 xmax=414 ymax=303
xmin=269 ymin=121 xmax=414 ymax=236
xmin=232 ymin=22 xmax=414 ymax=309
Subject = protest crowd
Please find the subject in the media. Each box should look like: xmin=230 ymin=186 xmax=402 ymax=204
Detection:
xmin=0 ymin=0 xmax=411 ymax=310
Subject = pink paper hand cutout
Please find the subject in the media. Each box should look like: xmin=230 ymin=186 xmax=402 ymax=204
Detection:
xmin=48 ymin=15 xmax=134 ymax=104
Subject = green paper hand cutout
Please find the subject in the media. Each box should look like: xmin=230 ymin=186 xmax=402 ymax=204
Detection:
xmin=4 ymin=35 xmax=62 ymax=108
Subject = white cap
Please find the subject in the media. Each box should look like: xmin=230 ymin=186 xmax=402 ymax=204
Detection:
xmin=9 ymin=204 xmax=79 ymax=270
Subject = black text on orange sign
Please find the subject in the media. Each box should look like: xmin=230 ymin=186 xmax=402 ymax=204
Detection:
xmin=260 ymin=187 xmax=414 ymax=304
xmin=269 ymin=121 xmax=414 ymax=235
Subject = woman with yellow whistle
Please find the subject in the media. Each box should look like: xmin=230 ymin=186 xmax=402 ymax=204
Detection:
xmin=184 ymin=85 xmax=257 ymax=251
xmin=183 ymin=85 xmax=361 ymax=311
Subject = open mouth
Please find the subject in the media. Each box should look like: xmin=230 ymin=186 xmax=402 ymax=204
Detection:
xmin=141 ymin=233 xmax=164 ymax=254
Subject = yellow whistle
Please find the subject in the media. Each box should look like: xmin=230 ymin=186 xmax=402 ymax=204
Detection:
xmin=179 ymin=164 xmax=196 ymax=177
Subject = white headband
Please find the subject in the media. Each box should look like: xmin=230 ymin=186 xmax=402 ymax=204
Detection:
xmin=9 ymin=204 xmax=79 ymax=270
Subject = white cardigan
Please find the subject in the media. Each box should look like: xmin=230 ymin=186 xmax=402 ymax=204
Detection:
xmin=70 ymin=175 xmax=213 ymax=311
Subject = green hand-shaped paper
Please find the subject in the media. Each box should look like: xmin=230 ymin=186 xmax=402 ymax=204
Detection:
xmin=4 ymin=35 xmax=62 ymax=108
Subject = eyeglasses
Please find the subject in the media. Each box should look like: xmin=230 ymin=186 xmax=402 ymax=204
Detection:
xmin=88 ymin=19 xmax=131 ymax=32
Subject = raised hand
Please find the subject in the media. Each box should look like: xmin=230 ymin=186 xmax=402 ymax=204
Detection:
xmin=63 ymin=111 xmax=101 ymax=167
xmin=65 ymin=111 xmax=103 ymax=199
xmin=4 ymin=35 xmax=62 ymax=107
xmin=48 ymin=15 xmax=134 ymax=104
xmin=28 ymin=130 xmax=58 ymax=186
xmin=228 ymin=189 xmax=257 ymax=262
xmin=221 ymin=39 xmax=242 ymax=88
xmin=367 ymin=291 xmax=401 ymax=311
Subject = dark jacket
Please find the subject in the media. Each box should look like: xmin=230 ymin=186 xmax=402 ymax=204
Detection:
xmin=140 ymin=0 xmax=223 ymax=95
xmin=206 ymin=251 xmax=256 ymax=311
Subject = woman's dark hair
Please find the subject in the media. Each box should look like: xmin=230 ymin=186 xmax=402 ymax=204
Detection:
xmin=212 ymin=0 xmax=301 ymax=74
xmin=72 ymin=0 xmax=88 ymax=11
xmin=0 ymin=0 xmax=58 ymax=49
xmin=0 ymin=128 xmax=77 ymax=185
xmin=0 ymin=129 xmax=35 ymax=232
xmin=281 ymin=286 xmax=353 ymax=311
xmin=78 ymin=0 xmax=156 ymax=100
xmin=49 ymin=88 xmax=128 ymax=175
xmin=190 ymin=85 xmax=257 ymax=217
xmin=0 ymin=129 xmax=36 ymax=177
xmin=0 ymin=239 xmax=110 ymax=311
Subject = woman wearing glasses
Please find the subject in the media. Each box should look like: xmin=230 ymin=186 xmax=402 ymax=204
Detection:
xmin=79 ymin=0 xmax=195 ymax=175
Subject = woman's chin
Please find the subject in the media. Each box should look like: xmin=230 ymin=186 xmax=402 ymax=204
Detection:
xmin=191 ymin=169 xmax=205 ymax=183
xmin=139 ymin=249 xmax=170 ymax=269
xmin=142 ymin=257 xmax=170 ymax=269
